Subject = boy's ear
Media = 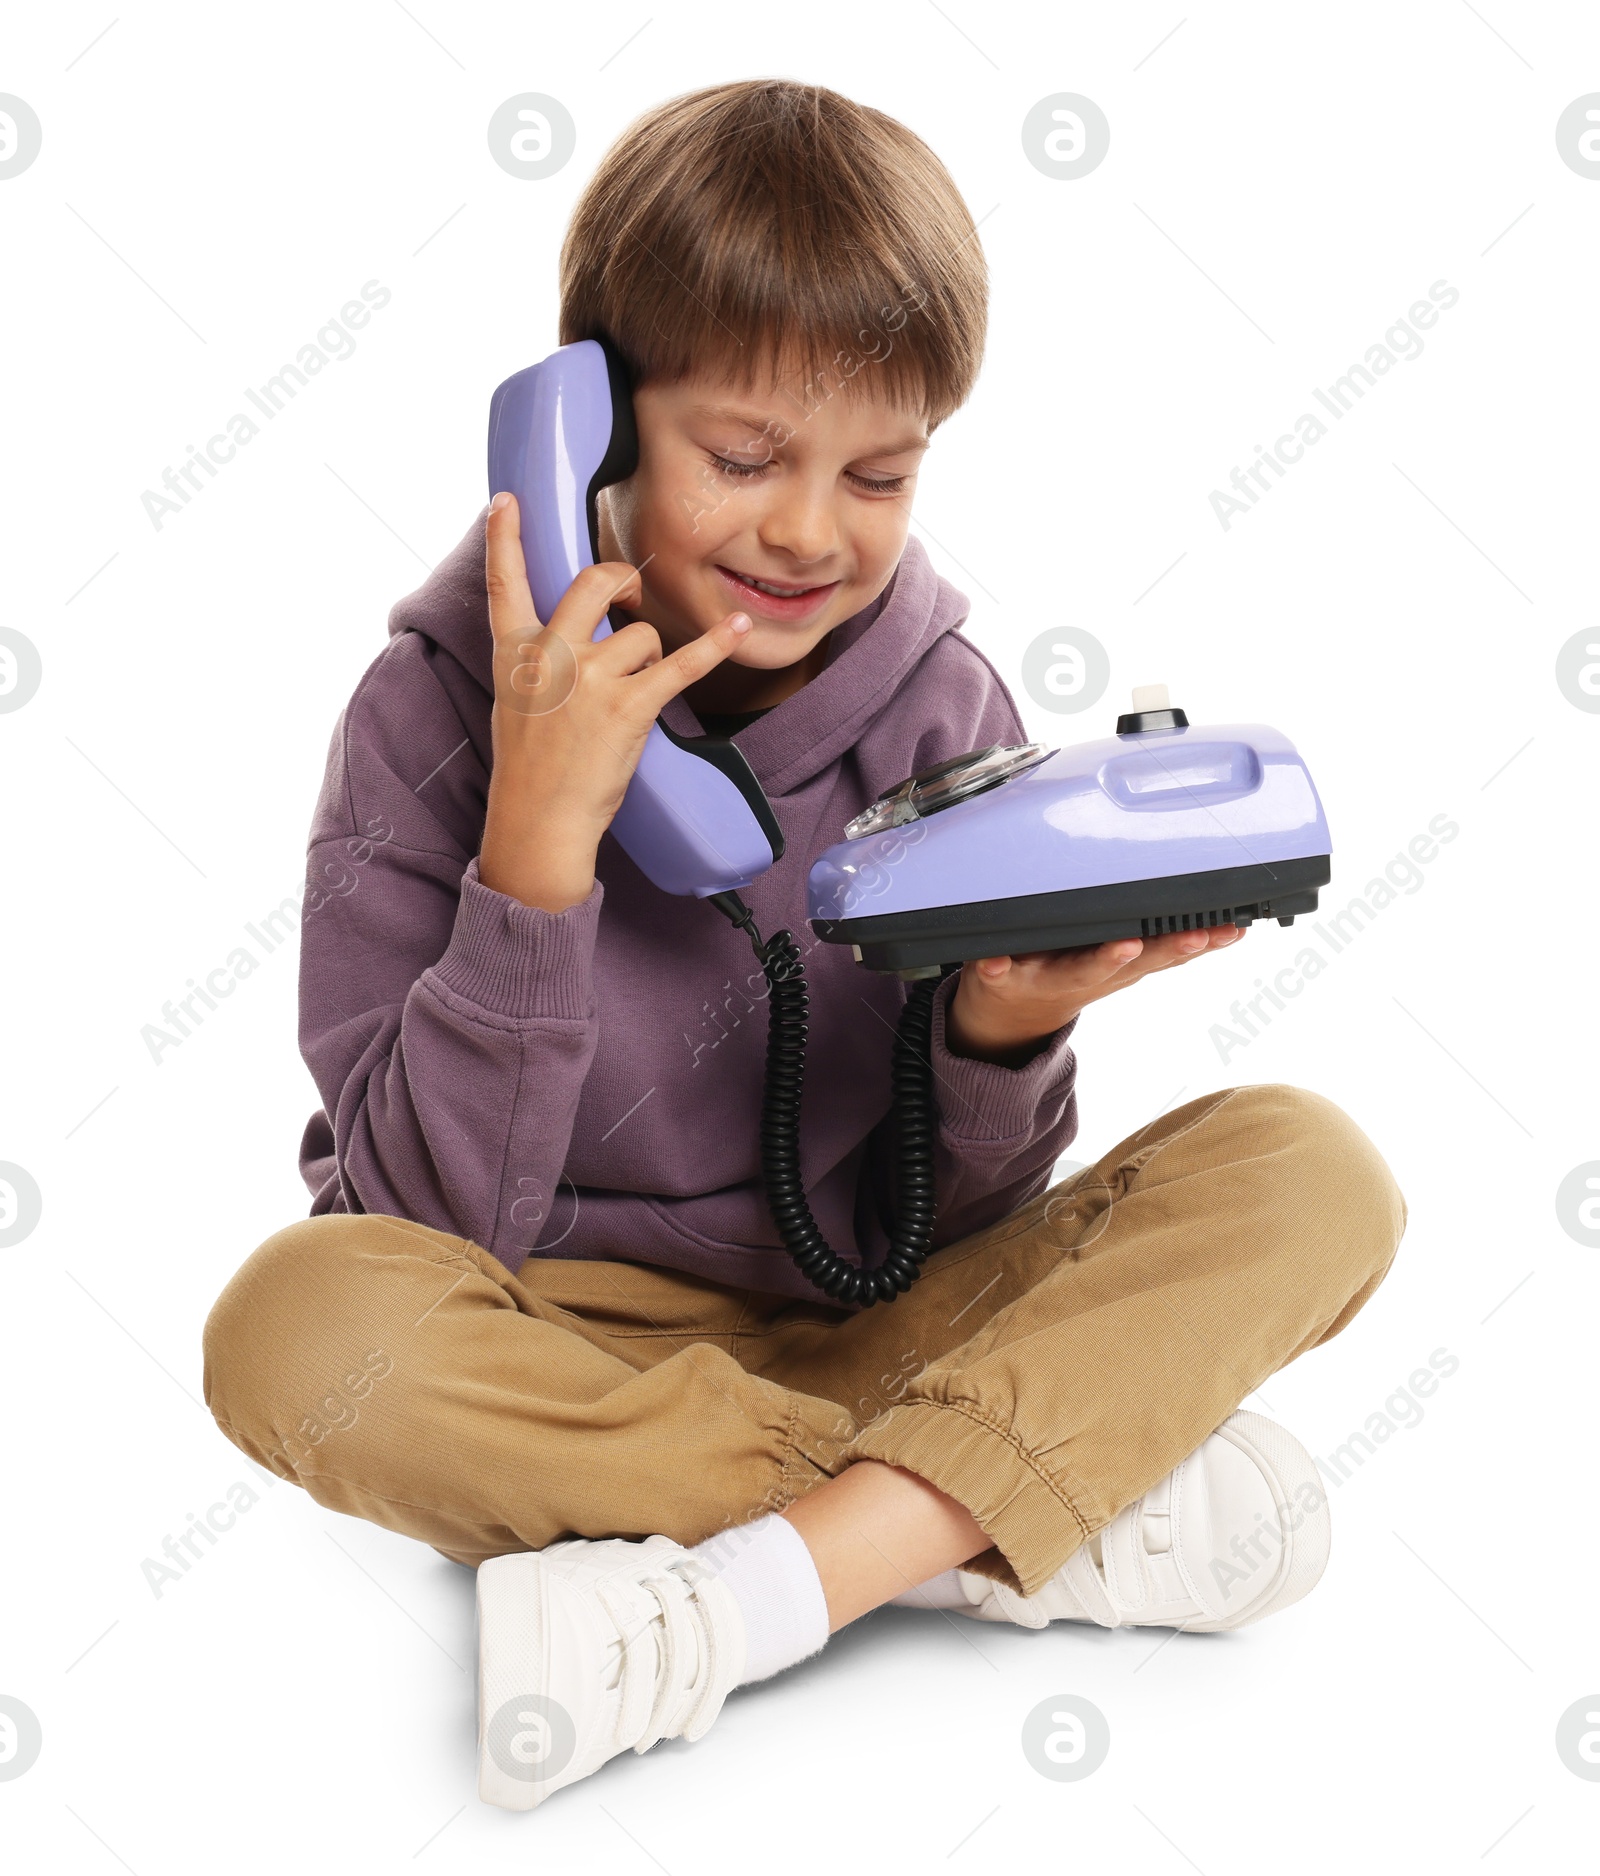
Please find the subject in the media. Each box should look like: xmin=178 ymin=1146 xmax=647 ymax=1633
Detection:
xmin=593 ymin=484 xmax=623 ymax=562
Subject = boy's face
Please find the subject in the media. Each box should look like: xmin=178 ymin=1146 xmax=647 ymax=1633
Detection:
xmin=595 ymin=365 xmax=930 ymax=676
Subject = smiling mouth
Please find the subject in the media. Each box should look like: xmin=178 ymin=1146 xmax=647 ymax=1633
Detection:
xmin=717 ymin=566 xmax=834 ymax=598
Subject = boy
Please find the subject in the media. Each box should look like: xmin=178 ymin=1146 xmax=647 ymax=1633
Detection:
xmin=202 ymin=79 xmax=1405 ymax=1810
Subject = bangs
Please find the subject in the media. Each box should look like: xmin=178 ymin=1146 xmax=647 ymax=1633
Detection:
xmin=560 ymin=82 xmax=986 ymax=429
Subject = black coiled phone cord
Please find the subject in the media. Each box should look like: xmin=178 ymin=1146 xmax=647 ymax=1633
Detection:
xmin=711 ymin=890 xmax=949 ymax=1308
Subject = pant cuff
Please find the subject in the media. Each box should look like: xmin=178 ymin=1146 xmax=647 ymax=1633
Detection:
xmin=844 ymin=1399 xmax=1092 ymax=1597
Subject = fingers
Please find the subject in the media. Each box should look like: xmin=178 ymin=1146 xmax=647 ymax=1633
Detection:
xmin=1005 ymin=940 xmax=1142 ymax=982
xmin=591 ymin=616 xmax=665 ymax=676
xmin=1077 ymin=926 xmax=1244 ymax=986
xmin=972 ymin=943 xmax=1120 ymax=981
xmin=485 ymin=492 xmax=542 ymax=644
xmin=544 ymin=559 xmax=645 ymax=649
xmin=485 ymin=494 xmax=646 ymax=650
xmin=1133 ymin=925 xmax=1245 ymax=972
xmin=991 ymin=926 xmax=1246 ymax=988
xmin=969 ymin=939 xmax=1137 ymax=991
xmin=636 ymin=611 xmax=753 ymax=710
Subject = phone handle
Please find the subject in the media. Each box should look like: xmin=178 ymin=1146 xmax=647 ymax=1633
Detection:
xmin=487 ymin=339 xmax=784 ymax=897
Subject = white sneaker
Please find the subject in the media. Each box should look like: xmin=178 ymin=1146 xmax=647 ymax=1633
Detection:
xmin=946 ymin=1411 xmax=1330 ymax=1633
xmin=476 ymin=1533 xmax=746 ymax=1810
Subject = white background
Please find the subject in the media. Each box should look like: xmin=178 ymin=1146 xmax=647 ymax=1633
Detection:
xmin=2 ymin=3 xmax=1596 ymax=1870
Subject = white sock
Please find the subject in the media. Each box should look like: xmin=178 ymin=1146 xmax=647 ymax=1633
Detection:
xmin=689 ymin=1513 xmax=831 ymax=1685
xmin=889 ymin=1566 xmax=972 ymax=1610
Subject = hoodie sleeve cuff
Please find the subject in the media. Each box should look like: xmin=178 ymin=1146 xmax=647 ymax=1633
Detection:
xmin=928 ymin=972 xmax=1079 ymax=1145
xmin=427 ymin=856 xmax=603 ymax=1021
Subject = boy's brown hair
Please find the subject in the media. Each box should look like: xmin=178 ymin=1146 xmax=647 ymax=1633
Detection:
xmin=559 ymin=80 xmax=986 ymax=429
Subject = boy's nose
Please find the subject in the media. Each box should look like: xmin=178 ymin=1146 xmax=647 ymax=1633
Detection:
xmin=756 ymin=486 xmax=841 ymax=567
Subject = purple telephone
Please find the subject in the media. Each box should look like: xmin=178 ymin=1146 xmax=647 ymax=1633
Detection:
xmin=487 ymin=339 xmax=784 ymax=897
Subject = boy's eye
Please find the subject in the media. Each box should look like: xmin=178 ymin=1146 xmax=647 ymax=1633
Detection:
xmin=709 ymin=453 xmax=774 ymax=479
xmin=706 ymin=454 xmax=910 ymax=495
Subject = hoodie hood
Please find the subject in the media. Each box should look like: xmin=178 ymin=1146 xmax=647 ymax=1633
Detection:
xmin=387 ymin=511 xmax=974 ymax=795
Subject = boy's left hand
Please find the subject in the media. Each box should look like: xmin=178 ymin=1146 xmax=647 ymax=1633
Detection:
xmin=944 ymin=926 xmax=1246 ymax=1067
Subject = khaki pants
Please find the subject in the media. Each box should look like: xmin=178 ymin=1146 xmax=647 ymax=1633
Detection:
xmin=202 ymin=1085 xmax=1404 ymax=1597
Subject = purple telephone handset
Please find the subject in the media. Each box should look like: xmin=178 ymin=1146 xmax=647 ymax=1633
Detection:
xmin=487 ymin=339 xmax=785 ymax=897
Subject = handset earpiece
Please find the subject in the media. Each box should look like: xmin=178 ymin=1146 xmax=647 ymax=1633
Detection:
xmin=488 ymin=338 xmax=783 ymax=896
xmin=582 ymin=339 xmax=641 ymax=577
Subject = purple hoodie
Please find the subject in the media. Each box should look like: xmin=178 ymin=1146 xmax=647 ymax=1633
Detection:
xmin=297 ymin=512 xmax=1080 ymax=1304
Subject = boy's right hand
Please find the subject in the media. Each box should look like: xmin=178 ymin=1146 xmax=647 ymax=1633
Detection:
xmin=477 ymin=492 xmax=753 ymax=914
